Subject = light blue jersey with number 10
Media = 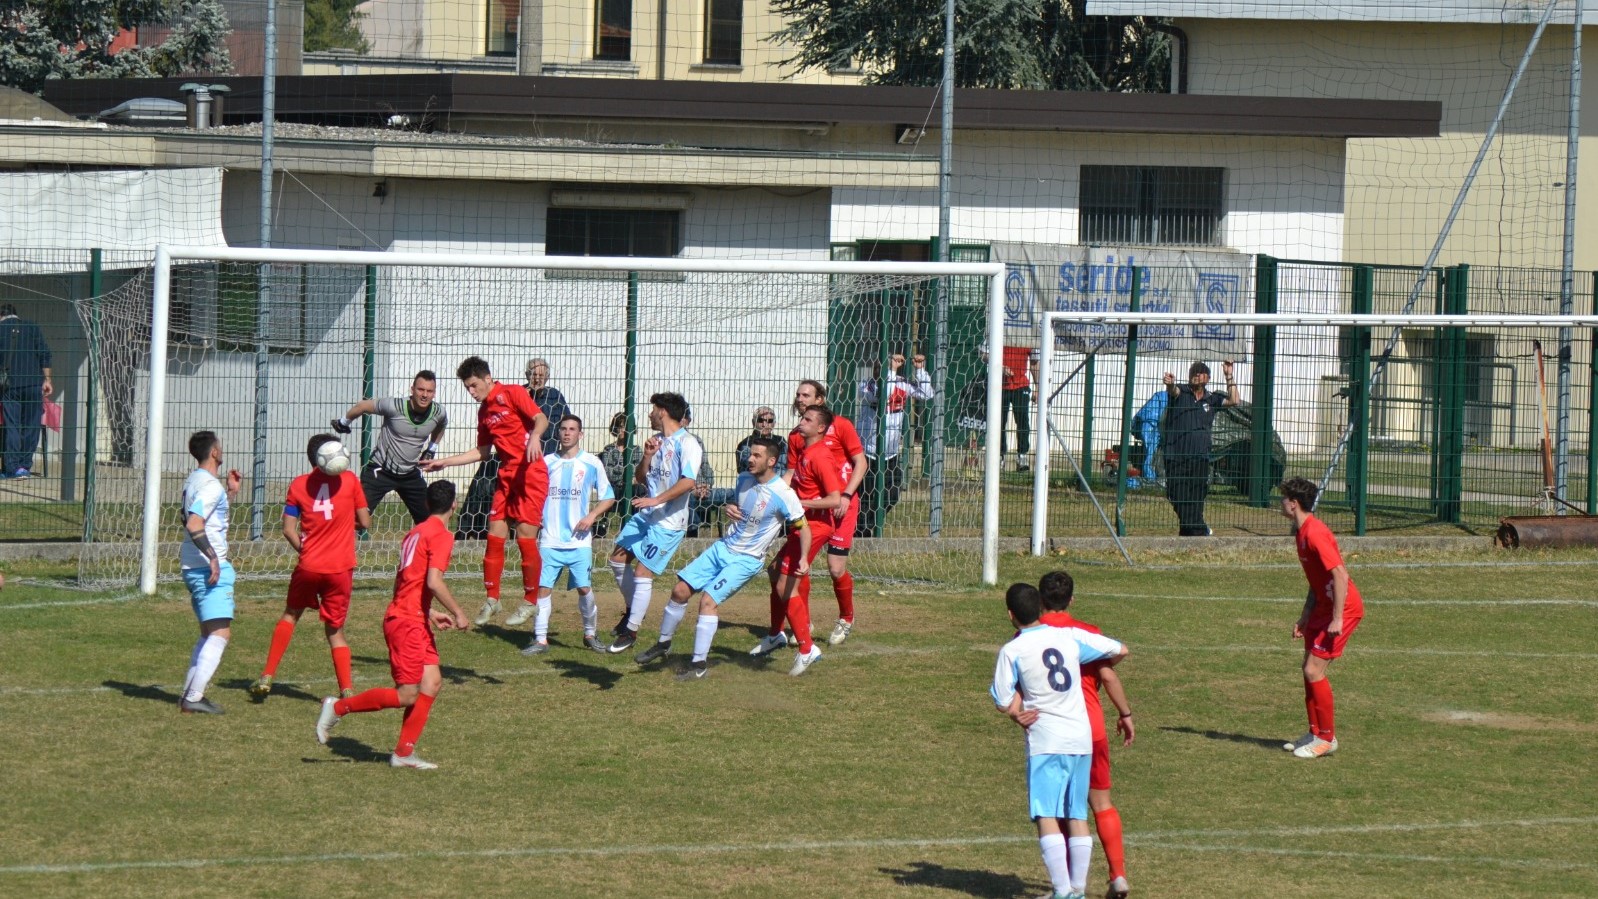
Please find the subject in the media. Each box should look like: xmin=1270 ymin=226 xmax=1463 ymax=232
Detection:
xmin=991 ymin=624 xmax=1123 ymax=756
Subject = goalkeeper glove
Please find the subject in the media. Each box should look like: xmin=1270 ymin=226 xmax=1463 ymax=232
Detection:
xmin=331 ymin=417 xmax=352 ymax=435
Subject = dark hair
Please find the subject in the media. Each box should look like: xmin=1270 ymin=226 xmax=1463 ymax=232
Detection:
xmin=799 ymin=379 xmax=828 ymax=402
xmin=427 ymin=479 xmax=457 ymax=514
xmin=803 ymin=403 xmax=835 ymax=430
xmin=609 ymin=411 xmax=628 ymax=436
xmin=558 ymin=413 xmax=583 ymax=430
xmin=1005 ymin=583 xmax=1042 ymax=625
xmin=306 ymin=433 xmax=340 ymax=468
xmin=413 ymin=370 xmax=437 ymax=383
xmin=0 ymin=303 xmax=15 ymax=317
xmin=650 ymin=391 xmax=689 ymax=423
xmin=748 ymin=434 xmax=785 ymax=459
xmin=456 ymin=356 xmax=492 ymax=381
xmin=1279 ymin=476 xmax=1319 ymax=510
xmin=188 ymin=430 xmax=220 ymax=463
xmin=1038 ymin=571 xmax=1074 ymax=611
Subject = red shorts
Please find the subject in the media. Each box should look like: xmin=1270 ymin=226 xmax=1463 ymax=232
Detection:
xmin=828 ymin=493 xmax=860 ymax=552
xmin=1304 ymin=615 xmax=1361 ymax=660
xmin=774 ymin=517 xmax=836 ymax=576
xmin=286 ymin=567 xmax=354 ymax=628
xmin=384 ymin=615 xmax=439 ymax=685
xmin=1090 ymin=736 xmax=1112 ymax=791
xmin=489 ymin=462 xmax=548 ymax=526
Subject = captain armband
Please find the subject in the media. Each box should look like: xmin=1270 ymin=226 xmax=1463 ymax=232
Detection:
xmin=789 ymin=517 xmax=809 ymax=531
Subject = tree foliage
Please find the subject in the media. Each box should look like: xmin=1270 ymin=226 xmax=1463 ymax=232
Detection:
xmin=769 ymin=0 xmax=1169 ymax=92
xmin=0 ymin=0 xmax=232 ymax=93
xmin=304 ymin=0 xmax=368 ymax=54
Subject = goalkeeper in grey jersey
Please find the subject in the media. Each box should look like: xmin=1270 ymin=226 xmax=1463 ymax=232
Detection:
xmin=333 ymin=370 xmax=449 ymax=524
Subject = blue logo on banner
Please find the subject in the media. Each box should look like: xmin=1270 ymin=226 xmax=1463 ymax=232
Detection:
xmin=1005 ymin=266 xmax=1031 ymax=326
xmin=1196 ymin=273 xmax=1239 ymax=342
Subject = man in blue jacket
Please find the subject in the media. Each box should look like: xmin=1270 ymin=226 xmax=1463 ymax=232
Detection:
xmin=0 ymin=304 xmax=53 ymax=479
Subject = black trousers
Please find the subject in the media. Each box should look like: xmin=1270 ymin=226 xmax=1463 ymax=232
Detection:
xmin=0 ymin=384 xmax=44 ymax=474
xmin=360 ymin=462 xmax=431 ymax=525
xmin=999 ymin=388 xmax=1031 ymax=456
xmin=856 ymin=454 xmax=904 ymax=538
xmin=1164 ymin=454 xmax=1212 ymax=536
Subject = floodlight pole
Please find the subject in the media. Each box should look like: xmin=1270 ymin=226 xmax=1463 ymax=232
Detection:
xmin=927 ymin=0 xmax=955 ymax=536
xmin=250 ymin=0 xmax=279 ymax=541
xmin=1556 ymin=0 xmax=1582 ymax=510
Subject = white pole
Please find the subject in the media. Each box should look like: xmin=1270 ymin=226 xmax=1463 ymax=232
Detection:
xmin=981 ymin=269 xmax=1006 ymax=585
xmin=1030 ymin=324 xmax=1052 ymax=555
xmin=139 ymin=248 xmax=173 ymax=595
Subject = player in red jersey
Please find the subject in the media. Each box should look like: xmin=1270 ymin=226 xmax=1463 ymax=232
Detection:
xmin=423 ymin=356 xmax=550 ymax=627
xmin=316 ymin=480 xmax=469 ymax=770
xmin=786 ymin=379 xmax=868 ymax=646
xmin=250 ymin=434 xmax=371 ymax=701
xmin=1038 ymin=570 xmax=1134 ymax=899
xmin=1279 ymin=477 xmax=1364 ymax=760
xmin=749 ymin=404 xmax=844 ymax=676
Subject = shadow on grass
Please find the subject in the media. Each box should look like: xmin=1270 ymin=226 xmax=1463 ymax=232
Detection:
xmin=475 ymin=623 xmax=529 ymax=650
xmin=880 ymin=861 xmax=1034 ymax=898
xmin=709 ymin=645 xmax=780 ymax=672
xmin=102 ymin=680 xmax=180 ymax=706
xmin=215 ymin=677 xmax=321 ymax=704
xmin=1160 ymin=724 xmax=1282 ymax=750
xmin=302 ymin=736 xmax=389 ymax=764
xmin=546 ymin=658 xmax=624 ymax=690
xmin=351 ymin=656 xmax=506 ymax=686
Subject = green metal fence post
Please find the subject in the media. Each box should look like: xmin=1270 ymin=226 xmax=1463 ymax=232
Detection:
xmin=1349 ymin=265 xmax=1374 ymax=535
xmin=1113 ymin=270 xmax=1141 ymax=537
xmin=361 ymin=265 xmax=377 ymax=468
xmin=82 ymin=249 xmax=103 ymax=543
xmin=623 ymin=272 xmax=640 ymax=514
xmin=1249 ymin=255 xmax=1279 ymax=508
xmin=1589 ymin=271 xmax=1598 ymax=513
xmin=1435 ymin=265 xmax=1468 ymax=524
xmin=1080 ymin=354 xmax=1096 ymax=476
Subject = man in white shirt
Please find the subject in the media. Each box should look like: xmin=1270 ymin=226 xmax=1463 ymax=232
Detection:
xmin=177 ymin=430 xmax=243 ymax=715
xmin=856 ymin=353 xmax=934 ymax=537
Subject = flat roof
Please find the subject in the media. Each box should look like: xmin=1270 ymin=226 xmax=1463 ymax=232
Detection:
xmin=1085 ymin=1 xmax=1591 ymax=24
xmin=42 ymin=74 xmax=1440 ymax=139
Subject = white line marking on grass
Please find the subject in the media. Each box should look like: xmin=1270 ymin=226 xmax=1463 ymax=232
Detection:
xmin=0 ymin=592 xmax=144 ymax=611
xmin=1132 ymin=840 xmax=1598 ymax=871
xmin=7 ymin=816 xmax=1597 ymax=876
xmin=1083 ymin=592 xmax=1598 ymax=608
xmin=1138 ymin=644 xmax=1598 ymax=661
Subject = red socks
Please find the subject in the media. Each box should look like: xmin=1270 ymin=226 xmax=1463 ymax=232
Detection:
xmin=834 ymin=572 xmax=855 ymax=622
xmin=789 ymin=576 xmax=815 ymax=653
xmin=331 ymin=645 xmax=353 ymax=693
xmin=484 ymin=534 xmax=507 ymax=600
xmin=335 ymin=687 xmax=401 ymax=716
xmin=396 ymin=693 xmax=436 ymax=757
xmin=516 ymin=536 xmax=542 ymax=601
xmin=1308 ymin=677 xmax=1335 ymax=740
xmin=261 ymin=619 xmax=296 ymax=677
xmin=1094 ymin=806 xmax=1127 ymax=880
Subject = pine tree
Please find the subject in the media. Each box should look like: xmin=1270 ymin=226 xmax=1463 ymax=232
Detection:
xmin=0 ymin=0 xmax=233 ymax=93
xmin=304 ymin=0 xmax=368 ymax=54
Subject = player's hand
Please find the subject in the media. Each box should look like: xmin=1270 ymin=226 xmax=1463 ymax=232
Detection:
xmin=430 ymin=609 xmax=454 ymax=630
xmin=420 ymin=459 xmax=444 ymax=472
xmin=693 ymin=484 xmax=710 ymax=500
xmin=912 ymin=354 xmax=926 ymax=369
xmin=644 ymin=434 xmax=662 ymax=456
xmin=1222 ymin=359 xmax=1235 ymax=380
xmin=331 ymin=418 xmax=352 ymax=435
xmin=1008 ymin=707 xmax=1039 ymax=728
xmin=1163 ymin=372 xmax=1175 ymax=387
xmin=632 ymin=495 xmax=660 ymax=509
xmin=1116 ymin=713 xmax=1135 ymax=746
xmin=226 ymin=469 xmax=243 ymax=494
xmin=41 ymin=378 xmax=53 ymax=399
xmin=1292 ymin=615 xmax=1307 ymax=639
xmin=1326 ymin=621 xmax=1342 ymax=637
xmin=455 ymin=611 xmax=470 ymax=631
xmin=723 ymin=503 xmax=744 ymax=522
xmin=576 ymin=514 xmax=597 ymax=535
xmin=206 ymin=557 xmax=220 ymax=587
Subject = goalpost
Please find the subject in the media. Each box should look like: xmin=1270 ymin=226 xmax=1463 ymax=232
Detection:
xmin=1029 ymin=308 xmax=1598 ymax=556
xmin=106 ymin=246 xmax=1007 ymax=594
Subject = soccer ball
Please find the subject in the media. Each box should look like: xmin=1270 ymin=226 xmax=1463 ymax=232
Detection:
xmin=316 ymin=440 xmax=351 ymax=476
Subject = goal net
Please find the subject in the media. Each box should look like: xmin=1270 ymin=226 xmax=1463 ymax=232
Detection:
xmin=73 ymin=248 xmax=1003 ymax=592
xmin=1027 ymin=294 xmax=1598 ymax=557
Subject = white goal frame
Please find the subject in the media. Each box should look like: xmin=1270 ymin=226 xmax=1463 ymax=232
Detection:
xmin=1029 ymin=310 xmax=1598 ymax=556
xmin=142 ymin=245 xmax=1008 ymax=594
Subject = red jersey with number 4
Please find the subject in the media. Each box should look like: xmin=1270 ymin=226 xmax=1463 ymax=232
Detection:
xmin=791 ymin=439 xmax=845 ymax=522
xmin=388 ymin=516 xmax=455 ymax=623
xmin=788 ymin=416 xmax=864 ymax=483
xmin=1042 ymin=610 xmax=1108 ymax=742
xmin=284 ymin=470 xmax=367 ymax=574
xmin=477 ymin=381 xmax=544 ymax=469
xmin=1296 ymin=515 xmax=1363 ymax=625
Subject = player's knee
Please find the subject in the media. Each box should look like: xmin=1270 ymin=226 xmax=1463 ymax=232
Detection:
xmin=1089 ymin=790 xmax=1113 ymax=811
xmin=698 ymin=594 xmax=718 ymax=615
xmin=418 ymin=668 xmax=443 ymax=697
xmin=671 ymin=580 xmax=693 ymax=603
xmin=396 ymin=683 xmax=421 ymax=705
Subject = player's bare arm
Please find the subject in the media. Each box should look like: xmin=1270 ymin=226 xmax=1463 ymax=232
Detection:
xmin=186 ymin=511 xmax=221 ymax=585
xmin=421 ymin=444 xmax=488 ymax=472
xmin=1099 ymin=666 xmax=1135 ymax=746
xmin=1294 ymin=589 xmax=1315 ymax=636
xmin=577 ymin=498 xmax=616 ymax=534
xmin=795 ymin=519 xmax=813 ymax=571
xmin=425 ymin=567 xmax=471 ymax=631
xmin=633 ymin=434 xmax=660 ymax=486
xmin=225 ymin=468 xmax=243 ymax=499
xmin=281 ymin=513 xmax=303 ymax=554
xmin=800 ymin=488 xmax=842 ymax=514
xmin=1002 ymin=690 xmax=1039 ymax=728
xmin=1221 ymin=359 xmax=1241 ymax=406
xmin=633 ymin=475 xmax=695 ymax=510
xmin=1327 ymin=566 xmax=1350 ymax=635
xmin=355 ymin=507 xmax=372 ymax=531
xmin=845 ymin=452 xmax=868 ymax=495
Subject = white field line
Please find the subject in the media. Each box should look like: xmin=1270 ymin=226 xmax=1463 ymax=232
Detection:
xmin=0 ymin=592 xmax=144 ymax=611
xmin=1082 ymin=592 xmax=1598 ymax=607
xmin=3 ymin=816 xmax=1594 ymax=876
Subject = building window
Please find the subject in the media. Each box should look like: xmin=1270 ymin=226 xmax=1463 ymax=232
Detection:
xmin=1080 ymin=166 xmax=1224 ymax=246
xmin=487 ymin=0 xmax=519 ymax=56
xmin=704 ymin=0 xmax=741 ymax=64
xmin=547 ymin=208 xmax=681 ymax=257
xmin=596 ymin=0 xmax=631 ymax=60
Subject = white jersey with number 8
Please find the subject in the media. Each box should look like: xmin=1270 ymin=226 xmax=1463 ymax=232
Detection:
xmin=991 ymin=625 xmax=1123 ymax=756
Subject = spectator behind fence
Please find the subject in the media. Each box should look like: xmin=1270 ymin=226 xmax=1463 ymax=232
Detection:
xmin=0 ymin=303 xmax=53 ymax=479
xmin=1126 ymin=387 xmax=1169 ymax=490
xmin=682 ymin=406 xmax=716 ymax=537
xmin=996 ymin=343 xmax=1039 ymax=472
xmin=1162 ymin=360 xmax=1241 ymax=536
xmin=856 ymin=353 xmax=934 ymax=537
xmin=525 ymin=358 xmax=569 ymax=456
xmin=600 ymin=411 xmax=643 ymax=530
xmin=690 ymin=405 xmax=786 ymax=536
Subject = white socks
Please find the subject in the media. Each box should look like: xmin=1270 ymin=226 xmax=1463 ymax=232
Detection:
xmin=609 ymin=559 xmax=633 ymax=611
xmin=184 ymin=634 xmax=228 ymax=702
xmin=626 ymin=577 xmax=653 ymax=631
xmin=534 ymin=594 xmax=552 ymax=641
xmin=659 ymin=600 xmax=688 ymax=643
xmin=1066 ymin=835 xmax=1093 ymax=893
xmin=1039 ymin=834 xmax=1070 ymax=896
xmin=692 ymin=614 xmax=718 ymax=663
xmin=577 ymin=589 xmax=597 ymax=636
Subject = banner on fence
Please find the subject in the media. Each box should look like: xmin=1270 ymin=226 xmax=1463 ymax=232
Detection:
xmin=992 ymin=242 xmax=1253 ymax=357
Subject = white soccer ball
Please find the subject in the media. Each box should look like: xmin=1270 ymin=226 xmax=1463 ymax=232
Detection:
xmin=316 ymin=439 xmax=351 ymax=476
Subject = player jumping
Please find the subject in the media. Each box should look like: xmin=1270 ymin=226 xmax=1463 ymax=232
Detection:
xmin=333 ymin=369 xmax=448 ymax=525
xmin=316 ymin=480 xmax=470 ymax=770
xmin=786 ymin=380 xmax=867 ymax=645
xmin=251 ymin=434 xmax=372 ymax=701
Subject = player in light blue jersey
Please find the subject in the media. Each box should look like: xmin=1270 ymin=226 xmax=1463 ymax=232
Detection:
xmin=606 ymin=391 xmax=702 ymax=653
xmin=633 ymin=436 xmax=805 ymax=679
xmin=991 ymin=583 xmax=1128 ymax=899
xmin=176 ymin=430 xmax=242 ymax=715
xmin=508 ymin=415 xmax=616 ymax=655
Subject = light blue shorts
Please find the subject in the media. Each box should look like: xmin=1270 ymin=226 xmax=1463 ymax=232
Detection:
xmin=540 ymin=546 xmax=593 ymax=590
xmin=614 ymin=514 xmax=686 ymax=576
xmin=677 ymin=542 xmax=766 ymax=605
xmin=182 ymin=562 xmax=236 ymax=623
xmin=1027 ymin=753 xmax=1091 ymax=821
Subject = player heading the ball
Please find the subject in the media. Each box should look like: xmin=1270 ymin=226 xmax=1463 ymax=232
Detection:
xmin=334 ymin=369 xmax=448 ymax=525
